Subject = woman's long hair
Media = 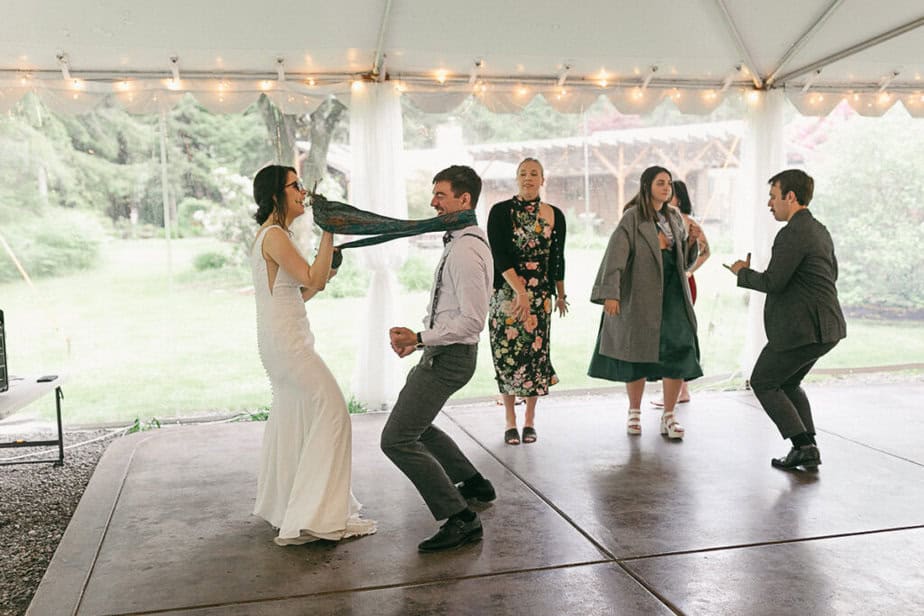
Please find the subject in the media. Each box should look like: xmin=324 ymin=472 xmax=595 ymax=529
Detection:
xmin=253 ymin=165 xmax=296 ymax=230
xmin=672 ymin=180 xmax=693 ymax=215
xmin=625 ymin=165 xmax=672 ymax=222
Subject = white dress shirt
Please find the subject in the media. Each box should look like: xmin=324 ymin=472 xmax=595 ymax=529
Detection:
xmin=420 ymin=226 xmax=493 ymax=346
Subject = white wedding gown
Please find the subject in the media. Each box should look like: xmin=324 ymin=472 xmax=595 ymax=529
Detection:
xmin=251 ymin=225 xmax=376 ymax=545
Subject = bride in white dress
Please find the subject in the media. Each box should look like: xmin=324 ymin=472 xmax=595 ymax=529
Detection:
xmin=249 ymin=165 xmax=376 ymax=545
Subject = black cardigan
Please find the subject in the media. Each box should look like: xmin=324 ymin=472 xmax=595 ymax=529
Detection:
xmin=486 ymin=198 xmax=566 ymax=294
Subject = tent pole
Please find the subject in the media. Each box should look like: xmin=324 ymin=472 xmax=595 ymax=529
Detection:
xmin=712 ymin=0 xmax=763 ymax=88
xmin=765 ymin=0 xmax=846 ymax=87
xmin=774 ymin=16 xmax=924 ymax=85
xmin=159 ymin=108 xmax=173 ymax=291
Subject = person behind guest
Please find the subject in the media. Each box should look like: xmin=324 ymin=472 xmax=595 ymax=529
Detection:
xmin=726 ymin=169 xmax=845 ymax=470
xmin=250 ymin=165 xmax=375 ymax=546
xmin=588 ymin=165 xmax=703 ymax=439
xmin=653 ymin=179 xmax=710 ymax=408
xmin=486 ymin=157 xmax=567 ymax=445
xmin=385 ymin=165 xmax=496 ymax=552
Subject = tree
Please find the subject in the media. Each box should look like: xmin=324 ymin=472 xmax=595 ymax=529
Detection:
xmin=811 ymin=104 xmax=924 ymax=314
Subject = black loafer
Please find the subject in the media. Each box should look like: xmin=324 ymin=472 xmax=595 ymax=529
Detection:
xmin=418 ymin=515 xmax=483 ymax=552
xmin=458 ymin=478 xmax=496 ymax=503
xmin=771 ymin=445 xmax=821 ymax=470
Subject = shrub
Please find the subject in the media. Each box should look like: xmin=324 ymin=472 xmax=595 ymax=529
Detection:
xmin=0 ymin=209 xmax=103 ymax=282
xmin=177 ymin=198 xmax=216 ymax=237
xmin=325 ymin=254 xmax=370 ymax=298
xmin=193 ymin=251 xmax=229 ymax=271
xmin=398 ymin=254 xmax=434 ymax=291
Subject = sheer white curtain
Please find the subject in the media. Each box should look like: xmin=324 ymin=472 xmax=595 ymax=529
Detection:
xmin=348 ymin=83 xmax=408 ymax=409
xmin=736 ymin=90 xmax=787 ymax=377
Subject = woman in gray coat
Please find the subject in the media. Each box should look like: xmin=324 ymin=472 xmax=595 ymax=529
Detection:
xmin=588 ymin=166 xmax=703 ymax=439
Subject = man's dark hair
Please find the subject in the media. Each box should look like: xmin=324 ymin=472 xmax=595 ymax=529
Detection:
xmin=432 ymin=165 xmax=482 ymax=208
xmin=768 ymin=169 xmax=814 ymax=206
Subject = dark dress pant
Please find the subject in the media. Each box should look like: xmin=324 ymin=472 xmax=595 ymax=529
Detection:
xmin=381 ymin=343 xmax=479 ymax=520
xmin=750 ymin=341 xmax=838 ymax=439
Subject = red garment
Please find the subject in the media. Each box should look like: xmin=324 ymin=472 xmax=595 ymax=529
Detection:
xmin=689 ymin=274 xmax=697 ymax=304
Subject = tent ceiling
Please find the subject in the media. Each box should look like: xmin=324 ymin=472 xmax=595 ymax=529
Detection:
xmin=0 ymin=0 xmax=924 ymax=117
xmin=2 ymin=1 xmax=923 ymax=116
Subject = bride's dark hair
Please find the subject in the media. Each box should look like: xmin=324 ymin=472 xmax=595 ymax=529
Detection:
xmin=253 ymin=165 xmax=297 ymax=229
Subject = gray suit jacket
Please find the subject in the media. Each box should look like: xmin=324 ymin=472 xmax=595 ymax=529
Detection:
xmin=737 ymin=208 xmax=846 ymax=351
xmin=591 ymin=205 xmax=698 ymax=362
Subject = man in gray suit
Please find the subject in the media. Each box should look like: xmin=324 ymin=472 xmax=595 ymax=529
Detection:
xmin=385 ymin=165 xmax=496 ymax=552
xmin=728 ymin=169 xmax=846 ymax=470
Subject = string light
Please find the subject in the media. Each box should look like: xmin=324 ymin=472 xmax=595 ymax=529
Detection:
xmin=435 ymin=69 xmax=448 ymax=84
xmin=557 ymin=64 xmax=572 ymax=87
xmin=56 ymin=53 xmax=71 ymax=81
xmin=275 ymin=57 xmax=286 ymax=82
xmin=641 ymin=65 xmax=658 ymax=90
xmin=721 ymin=64 xmax=742 ymax=92
xmin=351 ymin=79 xmax=364 ymax=92
xmin=169 ymin=56 xmax=180 ymax=82
xmin=468 ymin=59 xmax=483 ymax=85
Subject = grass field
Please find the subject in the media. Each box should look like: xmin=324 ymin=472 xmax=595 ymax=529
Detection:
xmin=3 ymin=237 xmax=922 ymax=424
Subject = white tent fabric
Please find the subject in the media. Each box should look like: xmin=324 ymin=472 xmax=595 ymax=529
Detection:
xmin=347 ymin=83 xmax=408 ymax=409
xmin=737 ymin=91 xmax=788 ymax=376
xmin=2 ymin=1 xmax=923 ymax=116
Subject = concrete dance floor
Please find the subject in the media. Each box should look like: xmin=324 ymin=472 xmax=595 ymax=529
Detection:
xmin=28 ymin=381 xmax=924 ymax=615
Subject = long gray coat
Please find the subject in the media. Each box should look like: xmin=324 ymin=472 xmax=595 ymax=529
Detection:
xmin=590 ymin=205 xmax=698 ymax=362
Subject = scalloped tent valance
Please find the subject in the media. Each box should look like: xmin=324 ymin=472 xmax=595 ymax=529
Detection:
xmin=2 ymin=78 xmax=924 ymax=119
xmin=2 ymin=1 xmax=923 ymax=118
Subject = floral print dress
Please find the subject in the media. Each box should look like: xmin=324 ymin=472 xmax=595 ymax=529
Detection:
xmin=489 ymin=200 xmax=559 ymax=396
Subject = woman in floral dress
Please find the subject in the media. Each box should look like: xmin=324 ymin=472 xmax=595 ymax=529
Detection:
xmin=487 ymin=158 xmax=567 ymax=445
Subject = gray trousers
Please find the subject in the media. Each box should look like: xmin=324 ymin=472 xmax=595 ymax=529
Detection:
xmin=381 ymin=343 xmax=479 ymax=520
xmin=750 ymin=341 xmax=838 ymax=439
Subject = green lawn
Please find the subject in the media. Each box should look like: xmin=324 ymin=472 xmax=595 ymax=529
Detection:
xmin=3 ymin=238 xmax=921 ymax=424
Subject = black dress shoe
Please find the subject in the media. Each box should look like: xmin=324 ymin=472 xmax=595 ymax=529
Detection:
xmin=458 ymin=478 xmax=496 ymax=502
xmin=771 ymin=445 xmax=822 ymax=470
xmin=418 ymin=514 xmax=483 ymax=552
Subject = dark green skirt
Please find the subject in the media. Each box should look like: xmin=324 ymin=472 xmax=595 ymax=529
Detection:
xmin=588 ymin=249 xmax=702 ymax=383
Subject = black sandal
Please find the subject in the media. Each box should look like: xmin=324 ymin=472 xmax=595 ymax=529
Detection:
xmin=522 ymin=426 xmax=537 ymax=443
xmin=504 ymin=428 xmax=521 ymax=445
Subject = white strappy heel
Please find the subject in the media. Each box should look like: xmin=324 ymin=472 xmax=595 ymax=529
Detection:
xmin=627 ymin=408 xmax=642 ymax=435
xmin=660 ymin=411 xmax=684 ymax=439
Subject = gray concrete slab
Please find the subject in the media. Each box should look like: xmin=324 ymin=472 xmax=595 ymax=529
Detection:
xmin=153 ymin=563 xmax=673 ymax=616
xmin=444 ymin=389 xmax=924 ymax=558
xmin=44 ymin=414 xmax=604 ymax=615
xmin=811 ymin=381 xmax=924 ymax=465
xmin=624 ymin=527 xmax=924 ymax=616
xmin=28 ymin=381 xmax=924 ymax=615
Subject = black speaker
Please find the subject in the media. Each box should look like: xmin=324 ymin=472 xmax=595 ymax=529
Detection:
xmin=0 ymin=310 xmax=7 ymax=393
